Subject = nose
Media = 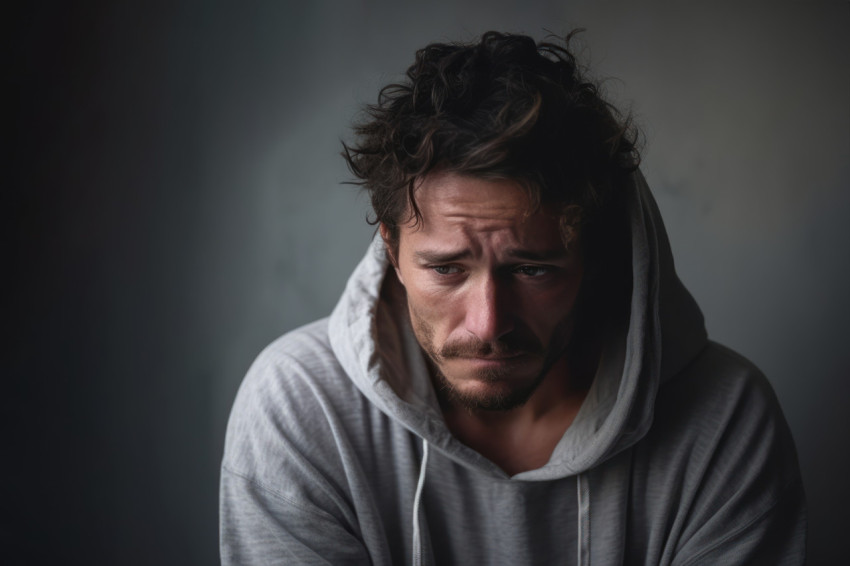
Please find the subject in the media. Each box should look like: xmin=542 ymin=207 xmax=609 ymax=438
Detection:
xmin=463 ymin=274 xmax=515 ymax=342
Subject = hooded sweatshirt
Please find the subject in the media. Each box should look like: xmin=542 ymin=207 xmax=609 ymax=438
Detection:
xmin=220 ymin=172 xmax=806 ymax=565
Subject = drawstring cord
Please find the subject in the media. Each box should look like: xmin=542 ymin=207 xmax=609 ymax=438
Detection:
xmin=577 ymin=473 xmax=590 ymax=566
xmin=412 ymin=439 xmax=429 ymax=566
xmin=412 ymin=442 xmax=589 ymax=566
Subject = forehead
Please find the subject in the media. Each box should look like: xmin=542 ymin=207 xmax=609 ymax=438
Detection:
xmin=412 ymin=173 xmax=530 ymax=221
xmin=401 ymin=173 xmax=565 ymax=250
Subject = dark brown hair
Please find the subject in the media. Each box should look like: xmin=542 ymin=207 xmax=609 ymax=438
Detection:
xmin=342 ymin=30 xmax=640 ymax=251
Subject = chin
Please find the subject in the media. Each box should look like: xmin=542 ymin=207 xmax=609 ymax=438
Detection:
xmin=435 ymin=365 xmax=544 ymax=412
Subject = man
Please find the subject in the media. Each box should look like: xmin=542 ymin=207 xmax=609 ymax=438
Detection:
xmin=220 ymin=32 xmax=806 ymax=565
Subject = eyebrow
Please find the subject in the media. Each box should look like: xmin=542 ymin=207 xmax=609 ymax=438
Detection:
xmin=503 ymin=247 xmax=570 ymax=262
xmin=413 ymin=247 xmax=568 ymax=264
xmin=414 ymin=249 xmax=472 ymax=264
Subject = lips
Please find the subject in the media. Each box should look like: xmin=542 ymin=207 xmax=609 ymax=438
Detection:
xmin=439 ymin=336 xmax=543 ymax=360
xmin=465 ymin=353 xmax=524 ymax=361
xmin=455 ymin=352 xmax=528 ymax=364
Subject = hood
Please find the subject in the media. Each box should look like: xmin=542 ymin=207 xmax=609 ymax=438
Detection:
xmin=328 ymin=171 xmax=707 ymax=480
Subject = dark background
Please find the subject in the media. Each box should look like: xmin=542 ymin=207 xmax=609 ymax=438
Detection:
xmin=7 ymin=1 xmax=848 ymax=564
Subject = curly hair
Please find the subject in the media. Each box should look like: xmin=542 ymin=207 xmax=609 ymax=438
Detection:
xmin=342 ymin=30 xmax=640 ymax=252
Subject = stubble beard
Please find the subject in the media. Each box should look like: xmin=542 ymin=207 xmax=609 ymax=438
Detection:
xmin=410 ymin=309 xmax=570 ymax=412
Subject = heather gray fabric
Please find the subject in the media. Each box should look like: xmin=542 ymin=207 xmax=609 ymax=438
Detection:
xmin=220 ymin=172 xmax=806 ymax=565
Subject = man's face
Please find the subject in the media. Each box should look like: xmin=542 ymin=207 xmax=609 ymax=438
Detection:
xmin=386 ymin=173 xmax=584 ymax=411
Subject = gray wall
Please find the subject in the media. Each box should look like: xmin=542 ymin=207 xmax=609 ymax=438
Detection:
xmin=9 ymin=1 xmax=848 ymax=564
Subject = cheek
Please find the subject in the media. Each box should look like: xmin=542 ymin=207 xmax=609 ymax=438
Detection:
xmin=407 ymin=288 xmax=463 ymax=339
xmin=522 ymin=280 xmax=583 ymax=329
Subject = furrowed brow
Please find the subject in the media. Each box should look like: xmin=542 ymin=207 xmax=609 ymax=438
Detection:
xmin=414 ymin=249 xmax=472 ymax=264
xmin=504 ymin=248 xmax=570 ymax=262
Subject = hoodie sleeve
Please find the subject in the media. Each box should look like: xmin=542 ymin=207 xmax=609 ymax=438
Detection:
xmin=219 ymin=329 xmax=374 ymax=566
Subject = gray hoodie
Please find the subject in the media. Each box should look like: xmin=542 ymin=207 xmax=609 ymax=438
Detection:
xmin=220 ymin=173 xmax=806 ymax=565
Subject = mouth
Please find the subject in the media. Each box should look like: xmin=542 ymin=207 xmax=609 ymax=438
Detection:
xmin=453 ymin=353 xmax=528 ymax=366
xmin=470 ymin=353 xmax=524 ymax=360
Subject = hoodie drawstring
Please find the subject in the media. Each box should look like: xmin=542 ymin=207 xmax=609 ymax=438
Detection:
xmin=577 ymin=472 xmax=590 ymax=566
xmin=412 ymin=442 xmax=588 ymax=565
xmin=412 ymin=438 xmax=429 ymax=566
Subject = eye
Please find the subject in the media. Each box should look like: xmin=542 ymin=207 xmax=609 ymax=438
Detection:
xmin=514 ymin=265 xmax=552 ymax=277
xmin=432 ymin=265 xmax=461 ymax=275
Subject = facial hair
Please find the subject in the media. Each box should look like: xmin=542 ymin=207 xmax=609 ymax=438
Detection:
xmin=410 ymin=307 xmax=572 ymax=412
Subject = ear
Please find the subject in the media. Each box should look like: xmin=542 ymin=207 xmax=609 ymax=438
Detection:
xmin=379 ymin=223 xmax=405 ymax=285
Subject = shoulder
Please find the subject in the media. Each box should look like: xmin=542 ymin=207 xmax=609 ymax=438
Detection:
xmin=248 ymin=318 xmax=341 ymax=381
xmin=649 ymin=341 xmax=799 ymax=476
xmin=222 ymin=318 xmax=370 ymax=485
xmin=654 ymin=342 xmax=791 ymax=446
xmin=228 ymin=318 xmax=355 ymax=420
